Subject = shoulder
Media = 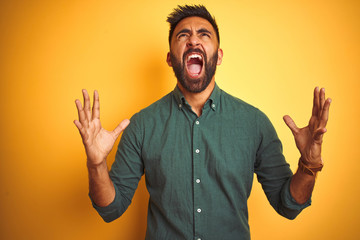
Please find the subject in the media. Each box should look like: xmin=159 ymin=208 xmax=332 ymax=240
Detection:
xmin=129 ymin=91 xmax=174 ymax=125
xmin=219 ymin=88 xmax=263 ymax=116
xmin=122 ymin=92 xmax=173 ymax=141
xmin=218 ymin=88 xmax=274 ymax=132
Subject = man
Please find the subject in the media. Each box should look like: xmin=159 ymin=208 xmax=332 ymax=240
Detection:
xmin=74 ymin=5 xmax=331 ymax=240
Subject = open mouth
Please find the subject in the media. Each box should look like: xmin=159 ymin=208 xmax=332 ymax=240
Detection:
xmin=186 ymin=53 xmax=204 ymax=78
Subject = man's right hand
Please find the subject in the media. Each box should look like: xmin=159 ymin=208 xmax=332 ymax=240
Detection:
xmin=74 ymin=89 xmax=130 ymax=168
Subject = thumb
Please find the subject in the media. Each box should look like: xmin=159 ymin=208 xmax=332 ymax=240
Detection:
xmin=283 ymin=115 xmax=299 ymax=135
xmin=112 ymin=119 xmax=130 ymax=139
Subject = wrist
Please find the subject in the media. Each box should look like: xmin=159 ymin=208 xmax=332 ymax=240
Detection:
xmin=298 ymin=158 xmax=324 ymax=177
xmin=87 ymin=158 xmax=107 ymax=170
xmin=300 ymin=155 xmax=323 ymax=167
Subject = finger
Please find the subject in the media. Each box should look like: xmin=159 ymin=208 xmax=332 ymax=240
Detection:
xmin=312 ymin=87 xmax=320 ymax=117
xmin=319 ymin=88 xmax=326 ymax=114
xmin=73 ymin=120 xmax=85 ymax=136
xmin=313 ymin=127 xmax=327 ymax=142
xmin=320 ymin=98 xmax=332 ymax=127
xmin=75 ymin=99 xmax=88 ymax=127
xmin=92 ymin=90 xmax=100 ymax=120
xmin=283 ymin=115 xmax=299 ymax=135
xmin=74 ymin=120 xmax=90 ymax=145
xmin=82 ymin=89 xmax=92 ymax=121
xmin=112 ymin=119 xmax=130 ymax=139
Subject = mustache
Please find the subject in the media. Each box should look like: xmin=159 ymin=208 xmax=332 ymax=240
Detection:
xmin=182 ymin=48 xmax=206 ymax=62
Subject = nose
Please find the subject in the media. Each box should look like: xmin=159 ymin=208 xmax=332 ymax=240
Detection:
xmin=186 ymin=35 xmax=200 ymax=47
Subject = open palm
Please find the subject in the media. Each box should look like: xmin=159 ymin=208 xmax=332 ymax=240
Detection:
xmin=74 ymin=90 xmax=129 ymax=167
xmin=283 ymin=87 xmax=331 ymax=166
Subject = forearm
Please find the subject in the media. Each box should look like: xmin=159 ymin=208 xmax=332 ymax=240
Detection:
xmin=290 ymin=168 xmax=316 ymax=205
xmin=88 ymin=160 xmax=115 ymax=207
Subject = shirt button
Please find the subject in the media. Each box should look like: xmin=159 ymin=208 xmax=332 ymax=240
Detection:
xmin=196 ymin=179 xmax=201 ymax=183
xmin=195 ymin=120 xmax=200 ymax=125
xmin=197 ymin=238 xmax=201 ymax=240
xmin=197 ymin=208 xmax=202 ymax=213
xmin=179 ymin=103 xmax=182 ymax=108
xmin=195 ymin=149 xmax=200 ymax=154
xmin=212 ymin=103 xmax=216 ymax=108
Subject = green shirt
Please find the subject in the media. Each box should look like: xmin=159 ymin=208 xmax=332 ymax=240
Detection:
xmin=92 ymin=84 xmax=311 ymax=240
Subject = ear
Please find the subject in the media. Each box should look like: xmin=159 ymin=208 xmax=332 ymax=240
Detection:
xmin=166 ymin=52 xmax=172 ymax=67
xmin=217 ymin=48 xmax=223 ymax=65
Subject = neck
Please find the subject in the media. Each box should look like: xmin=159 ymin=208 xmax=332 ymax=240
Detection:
xmin=177 ymin=79 xmax=215 ymax=117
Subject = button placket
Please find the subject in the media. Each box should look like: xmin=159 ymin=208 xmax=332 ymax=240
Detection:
xmin=193 ymin=117 xmax=202 ymax=239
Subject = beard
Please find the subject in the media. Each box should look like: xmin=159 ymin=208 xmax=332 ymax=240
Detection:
xmin=170 ymin=48 xmax=218 ymax=93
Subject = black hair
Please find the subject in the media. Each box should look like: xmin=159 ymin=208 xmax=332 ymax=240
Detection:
xmin=166 ymin=5 xmax=220 ymax=46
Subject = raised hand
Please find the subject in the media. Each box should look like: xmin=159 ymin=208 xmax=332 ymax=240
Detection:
xmin=283 ymin=87 xmax=331 ymax=167
xmin=74 ymin=89 xmax=130 ymax=167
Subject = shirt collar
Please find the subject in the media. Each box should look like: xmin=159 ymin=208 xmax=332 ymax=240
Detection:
xmin=173 ymin=83 xmax=221 ymax=112
xmin=208 ymin=83 xmax=220 ymax=111
xmin=173 ymin=85 xmax=186 ymax=109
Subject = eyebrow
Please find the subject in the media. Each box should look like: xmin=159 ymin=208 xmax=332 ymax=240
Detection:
xmin=175 ymin=28 xmax=212 ymax=37
xmin=197 ymin=28 xmax=212 ymax=35
xmin=176 ymin=29 xmax=191 ymax=37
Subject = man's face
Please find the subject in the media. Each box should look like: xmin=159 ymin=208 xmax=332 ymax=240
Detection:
xmin=167 ymin=16 xmax=223 ymax=93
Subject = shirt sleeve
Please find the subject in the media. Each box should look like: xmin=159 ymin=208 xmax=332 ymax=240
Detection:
xmin=254 ymin=110 xmax=311 ymax=220
xmin=90 ymin=113 xmax=145 ymax=222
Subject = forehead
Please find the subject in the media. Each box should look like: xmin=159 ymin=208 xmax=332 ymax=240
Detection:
xmin=173 ymin=16 xmax=215 ymax=34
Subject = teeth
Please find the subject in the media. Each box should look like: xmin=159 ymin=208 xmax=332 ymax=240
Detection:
xmin=187 ymin=54 xmax=202 ymax=61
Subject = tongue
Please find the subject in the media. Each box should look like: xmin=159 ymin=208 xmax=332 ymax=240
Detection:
xmin=188 ymin=64 xmax=201 ymax=75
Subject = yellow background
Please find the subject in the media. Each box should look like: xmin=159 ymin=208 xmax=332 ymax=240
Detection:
xmin=1 ymin=0 xmax=359 ymax=239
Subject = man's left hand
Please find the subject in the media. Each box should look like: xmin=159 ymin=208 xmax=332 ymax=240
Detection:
xmin=283 ymin=87 xmax=332 ymax=167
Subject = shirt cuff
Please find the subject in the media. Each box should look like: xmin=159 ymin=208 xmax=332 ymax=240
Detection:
xmin=281 ymin=178 xmax=312 ymax=211
xmin=89 ymin=186 xmax=122 ymax=222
